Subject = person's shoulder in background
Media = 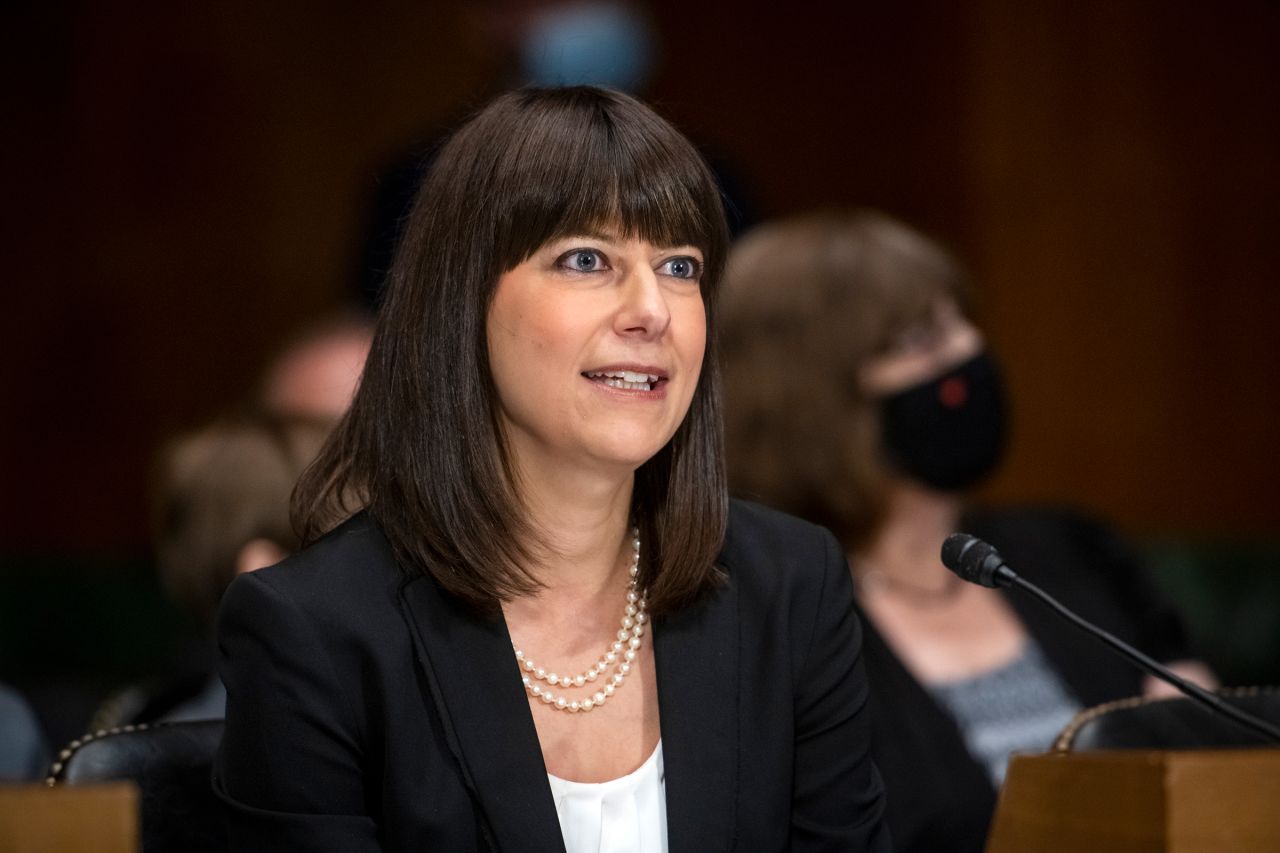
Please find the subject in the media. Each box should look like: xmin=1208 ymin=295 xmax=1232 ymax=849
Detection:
xmin=0 ymin=682 xmax=49 ymax=781
xmin=962 ymin=502 xmax=1216 ymax=694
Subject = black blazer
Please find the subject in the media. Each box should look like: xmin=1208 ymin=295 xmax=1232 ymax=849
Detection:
xmin=860 ymin=506 xmax=1194 ymax=853
xmin=214 ymin=500 xmax=890 ymax=852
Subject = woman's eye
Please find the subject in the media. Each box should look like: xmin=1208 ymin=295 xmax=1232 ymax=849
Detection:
xmin=558 ymin=248 xmax=606 ymax=273
xmin=659 ymin=256 xmax=702 ymax=280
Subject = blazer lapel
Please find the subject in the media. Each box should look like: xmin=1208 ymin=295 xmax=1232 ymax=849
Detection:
xmin=399 ymin=575 xmax=567 ymax=853
xmin=655 ymin=575 xmax=740 ymax=853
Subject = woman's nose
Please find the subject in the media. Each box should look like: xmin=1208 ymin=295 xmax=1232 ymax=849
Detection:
xmin=615 ymin=266 xmax=671 ymax=340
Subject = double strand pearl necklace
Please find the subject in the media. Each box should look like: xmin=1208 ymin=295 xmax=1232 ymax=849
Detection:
xmin=511 ymin=527 xmax=648 ymax=714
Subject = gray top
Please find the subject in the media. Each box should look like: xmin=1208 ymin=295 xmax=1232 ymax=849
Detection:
xmin=0 ymin=683 xmax=48 ymax=781
xmin=927 ymin=641 xmax=1080 ymax=785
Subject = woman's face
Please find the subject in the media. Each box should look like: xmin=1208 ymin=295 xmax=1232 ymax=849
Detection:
xmin=858 ymin=300 xmax=983 ymax=396
xmin=486 ymin=229 xmax=707 ymax=481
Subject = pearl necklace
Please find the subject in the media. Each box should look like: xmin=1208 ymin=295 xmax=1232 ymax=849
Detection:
xmin=511 ymin=527 xmax=648 ymax=714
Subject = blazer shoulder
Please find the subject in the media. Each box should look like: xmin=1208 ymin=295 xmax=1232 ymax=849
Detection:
xmin=236 ymin=511 xmax=404 ymax=625
xmin=722 ymin=499 xmax=844 ymax=593
xmin=725 ymin=498 xmax=837 ymax=558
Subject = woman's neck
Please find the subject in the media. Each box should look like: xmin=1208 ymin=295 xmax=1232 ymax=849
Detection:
xmin=511 ymin=460 xmax=636 ymax=599
xmin=858 ymin=479 xmax=964 ymax=587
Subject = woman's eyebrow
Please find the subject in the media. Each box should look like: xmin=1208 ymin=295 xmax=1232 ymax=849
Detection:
xmin=553 ymin=228 xmax=621 ymax=244
xmin=656 ymin=244 xmax=705 ymax=258
xmin=547 ymin=232 xmax=703 ymax=255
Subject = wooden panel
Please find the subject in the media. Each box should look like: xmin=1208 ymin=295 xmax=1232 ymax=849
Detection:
xmin=989 ymin=750 xmax=1280 ymax=852
xmin=987 ymin=752 xmax=1168 ymax=852
xmin=0 ymin=783 xmax=138 ymax=853
xmin=957 ymin=1 xmax=1280 ymax=533
xmin=1167 ymin=750 xmax=1280 ymax=852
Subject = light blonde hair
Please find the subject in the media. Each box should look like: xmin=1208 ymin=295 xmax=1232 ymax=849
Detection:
xmin=152 ymin=414 xmax=330 ymax=629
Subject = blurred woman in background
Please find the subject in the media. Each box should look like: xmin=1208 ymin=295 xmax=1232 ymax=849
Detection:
xmin=720 ymin=210 xmax=1214 ymax=853
xmin=91 ymin=413 xmax=331 ymax=727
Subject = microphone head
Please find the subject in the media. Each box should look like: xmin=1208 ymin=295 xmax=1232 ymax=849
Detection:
xmin=940 ymin=533 xmax=1011 ymax=588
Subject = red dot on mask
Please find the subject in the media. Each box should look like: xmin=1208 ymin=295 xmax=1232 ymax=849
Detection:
xmin=939 ymin=376 xmax=968 ymax=408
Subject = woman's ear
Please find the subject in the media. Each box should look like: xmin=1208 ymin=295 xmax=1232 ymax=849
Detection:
xmin=235 ymin=538 xmax=289 ymax=575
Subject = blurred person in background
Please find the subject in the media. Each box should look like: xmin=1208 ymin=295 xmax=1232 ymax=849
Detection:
xmin=150 ymin=414 xmax=331 ymax=722
xmin=258 ymin=312 xmax=374 ymax=421
xmin=89 ymin=314 xmax=370 ymax=728
xmin=719 ymin=209 xmax=1216 ymax=853
xmin=93 ymin=414 xmax=332 ymax=726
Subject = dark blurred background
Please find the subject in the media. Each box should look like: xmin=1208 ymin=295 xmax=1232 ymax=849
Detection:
xmin=3 ymin=1 xmax=1278 ymax=747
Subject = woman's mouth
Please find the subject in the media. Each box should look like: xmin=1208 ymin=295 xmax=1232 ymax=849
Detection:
xmin=583 ymin=369 xmax=664 ymax=392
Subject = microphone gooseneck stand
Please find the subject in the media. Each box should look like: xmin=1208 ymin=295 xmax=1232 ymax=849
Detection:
xmin=940 ymin=532 xmax=1280 ymax=745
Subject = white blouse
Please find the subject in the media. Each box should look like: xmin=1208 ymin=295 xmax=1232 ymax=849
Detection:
xmin=546 ymin=740 xmax=667 ymax=853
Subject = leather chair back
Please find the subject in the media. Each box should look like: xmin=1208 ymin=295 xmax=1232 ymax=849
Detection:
xmin=47 ymin=720 xmax=225 ymax=853
xmin=1054 ymin=686 xmax=1280 ymax=751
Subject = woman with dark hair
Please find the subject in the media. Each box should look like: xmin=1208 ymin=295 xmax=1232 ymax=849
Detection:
xmin=214 ymin=89 xmax=889 ymax=852
xmin=719 ymin=210 xmax=1214 ymax=853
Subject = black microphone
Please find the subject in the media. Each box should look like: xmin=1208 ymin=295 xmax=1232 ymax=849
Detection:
xmin=940 ymin=532 xmax=1280 ymax=745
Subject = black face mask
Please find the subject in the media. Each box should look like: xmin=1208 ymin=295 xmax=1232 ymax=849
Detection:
xmin=878 ymin=350 xmax=1008 ymax=492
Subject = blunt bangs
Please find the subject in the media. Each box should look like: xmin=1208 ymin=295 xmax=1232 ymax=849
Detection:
xmin=479 ymin=88 xmax=728 ymax=288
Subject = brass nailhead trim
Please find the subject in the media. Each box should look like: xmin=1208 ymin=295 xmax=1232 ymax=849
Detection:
xmin=44 ymin=722 xmax=153 ymax=787
xmin=1053 ymin=685 xmax=1278 ymax=752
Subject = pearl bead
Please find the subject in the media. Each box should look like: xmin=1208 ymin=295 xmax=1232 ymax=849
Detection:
xmin=541 ymin=691 xmax=554 ymax=704
xmin=612 ymin=674 xmax=624 ymax=686
xmin=573 ymin=675 xmax=585 ymax=687
xmin=568 ymin=701 xmax=580 ymax=712
xmin=637 ymin=612 xmax=648 ymax=624
xmin=612 ymin=641 xmax=624 ymax=653
xmin=547 ymin=673 xmax=559 ymax=686
xmin=626 ymin=604 xmax=637 ymax=616
xmin=624 ymin=649 xmax=636 ymax=662
xmin=586 ymin=668 xmax=599 ymax=681
xmin=531 ymin=684 xmax=542 ymax=696
xmin=622 ymin=616 xmax=635 ymax=629
xmin=617 ymin=629 xmax=629 ymax=641
xmin=515 ymin=649 xmax=524 ymax=661
xmin=628 ymin=590 xmax=638 ymax=603
xmin=522 ymin=659 xmax=535 ymax=671
xmin=594 ymin=691 xmax=606 ymax=704
xmin=633 ymin=624 xmax=645 ymax=638
xmin=619 ymin=663 xmax=631 ymax=675
xmin=522 ymin=676 xmax=531 ymax=687
xmin=604 ymin=683 xmax=616 ymax=696
xmin=605 ymin=651 xmax=617 ymax=664
xmin=535 ymin=667 xmax=546 ymax=680
xmin=629 ymin=636 xmax=641 ymax=650
xmin=582 ymin=699 xmax=594 ymax=711
xmin=555 ymin=697 xmax=567 ymax=710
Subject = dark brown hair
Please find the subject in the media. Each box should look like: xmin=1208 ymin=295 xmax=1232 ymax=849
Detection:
xmin=719 ymin=210 xmax=972 ymax=550
xmin=294 ymin=87 xmax=730 ymax=613
xmin=153 ymin=414 xmax=330 ymax=629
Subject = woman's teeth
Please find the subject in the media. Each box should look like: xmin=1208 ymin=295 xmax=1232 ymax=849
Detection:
xmin=585 ymin=370 xmax=660 ymax=391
